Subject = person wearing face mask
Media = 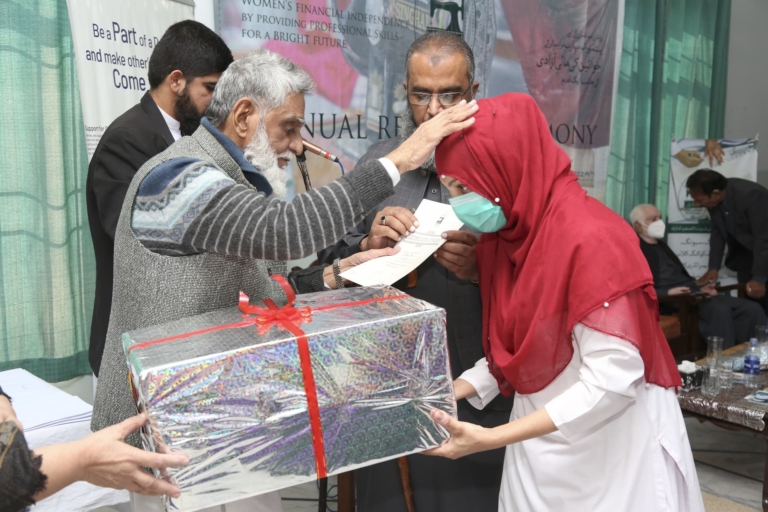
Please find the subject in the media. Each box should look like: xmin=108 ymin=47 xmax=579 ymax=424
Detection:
xmin=423 ymin=93 xmax=704 ymax=512
xmin=86 ymin=21 xmax=234 ymax=376
xmin=631 ymin=204 xmax=765 ymax=350
xmin=317 ymin=32 xmax=510 ymax=512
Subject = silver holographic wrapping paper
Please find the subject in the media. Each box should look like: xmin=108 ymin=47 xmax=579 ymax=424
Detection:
xmin=123 ymin=285 xmax=455 ymax=511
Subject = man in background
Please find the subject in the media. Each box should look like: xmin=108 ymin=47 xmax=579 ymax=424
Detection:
xmin=318 ymin=32 xmax=510 ymax=512
xmin=631 ymin=203 xmax=765 ymax=349
xmin=688 ymin=169 xmax=768 ymax=314
xmin=85 ymin=20 xmax=233 ymax=375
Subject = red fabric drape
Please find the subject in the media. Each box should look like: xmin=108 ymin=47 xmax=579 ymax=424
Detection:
xmin=435 ymin=93 xmax=681 ymax=395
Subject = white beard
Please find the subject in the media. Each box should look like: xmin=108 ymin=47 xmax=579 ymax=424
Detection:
xmin=244 ymin=126 xmax=291 ymax=198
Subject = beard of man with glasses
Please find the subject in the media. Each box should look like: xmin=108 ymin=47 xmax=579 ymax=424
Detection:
xmin=317 ymin=32 xmax=513 ymax=512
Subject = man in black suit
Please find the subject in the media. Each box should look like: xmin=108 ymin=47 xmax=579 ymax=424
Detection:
xmin=318 ymin=32 xmax=511 ymax=512
xmin=631 ymin=204 xmax=765 ymax=349
xmin=687 ymin=169 xmax=768 ymax=314
xmin=86 ymin=21 xmax=233 ymax=375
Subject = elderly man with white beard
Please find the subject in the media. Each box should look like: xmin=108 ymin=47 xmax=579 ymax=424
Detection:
xmin=317 ymin=32 xmax=511 ymax=512
xmin=91 ymin=49 xmax=478 ymax=512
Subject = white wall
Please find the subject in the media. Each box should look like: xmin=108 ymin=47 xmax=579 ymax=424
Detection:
xmin=194 ymin=0 xmax=215 ymax=30
xmin=725 ymin=0 xmax=768 ymax=187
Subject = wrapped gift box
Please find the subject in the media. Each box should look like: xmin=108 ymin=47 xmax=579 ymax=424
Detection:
xmin=124 ymin=280 xmax=455 ymax=512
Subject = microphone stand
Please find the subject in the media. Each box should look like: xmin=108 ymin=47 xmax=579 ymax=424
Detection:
xmin=295 ymin=151 xmax=313 ymax=192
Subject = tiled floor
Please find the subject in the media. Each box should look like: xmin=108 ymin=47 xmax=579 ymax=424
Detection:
xmin=686 ymin=417 xmax=764 ymax=511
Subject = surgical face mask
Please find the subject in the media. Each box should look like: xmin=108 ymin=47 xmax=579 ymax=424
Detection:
xmin=646 ymin=219 xmax=666 ymax=239
xmin=449 ymin=192 xmax=507 ymax=233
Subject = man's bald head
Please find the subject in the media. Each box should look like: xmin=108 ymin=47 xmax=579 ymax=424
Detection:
xmin=401 ymin=32 xmax=479 ymax=136
xmin=405 ymin=32 xmax=475 ymax=84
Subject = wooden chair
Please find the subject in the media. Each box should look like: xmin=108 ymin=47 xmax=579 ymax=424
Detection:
xmin=658 ymin=284 xmax=747 ymax=362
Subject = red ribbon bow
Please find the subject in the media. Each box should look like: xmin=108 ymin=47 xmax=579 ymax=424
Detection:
xmin=238 ymin=275 xmax=327 ymax=479
xmin=238 ymin=279 xmax=312 ymax=331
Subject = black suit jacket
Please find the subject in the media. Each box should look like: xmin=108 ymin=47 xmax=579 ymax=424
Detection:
xmin=708 ymin=178 xmax=768 ymax=279
xmin=638 ymin=237 xmax=694 ymax=294
xmin=639 ymin=236 xmax=698 ymax=315
xmin=318 ymin=138 xmax=512 ymax=412
xmin=85 ymin=92 xmax=175 ymax=375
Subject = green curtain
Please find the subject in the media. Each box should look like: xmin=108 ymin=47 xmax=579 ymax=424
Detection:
xmin=606 ymin=0 xmax=731 ymax=219
xmin=0 ymin=0 xmax=94 ymax=382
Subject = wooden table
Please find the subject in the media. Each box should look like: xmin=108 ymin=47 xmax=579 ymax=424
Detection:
xmin=679 ymin=343 xmax=768 ymax=511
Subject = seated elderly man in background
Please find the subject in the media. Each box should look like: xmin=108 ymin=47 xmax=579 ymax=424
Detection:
xmin=91 ymin=48 xmax=477 ymax=512
xmin=631 ymin=204 xmax=766 ymax=349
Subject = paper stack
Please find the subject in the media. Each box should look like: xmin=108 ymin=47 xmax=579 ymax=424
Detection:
xmin=0 ymin=368 xmax=92 ymax=431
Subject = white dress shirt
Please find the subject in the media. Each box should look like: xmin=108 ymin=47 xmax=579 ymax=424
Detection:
xmin=377 ymin=157 xmax=401 ymax=186
xmin=158 ymin=106 xmax=182 ymax=141
xmin=460 ymin=323 xmax=704 ymax=512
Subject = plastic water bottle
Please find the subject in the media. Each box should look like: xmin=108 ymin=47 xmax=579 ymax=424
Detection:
xmin=744 ymin=338 xmax=761 ymax=389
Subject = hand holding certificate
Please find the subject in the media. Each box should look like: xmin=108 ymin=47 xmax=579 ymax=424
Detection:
xmin=340 ymin=199 xmax=463 ymax=287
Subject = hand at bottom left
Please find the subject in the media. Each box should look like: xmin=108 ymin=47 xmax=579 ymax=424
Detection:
xmin=75 ymin=414 xmax=189 ymax=497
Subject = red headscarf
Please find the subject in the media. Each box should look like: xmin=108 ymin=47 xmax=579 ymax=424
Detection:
xmin=435 ymin=93 xmax=681 ymax=395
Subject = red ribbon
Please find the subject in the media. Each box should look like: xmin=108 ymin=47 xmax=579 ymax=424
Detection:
xmin=239 ymin=275 xmax=327 ymax=478
xmin=127 ymin=276 xmax=408 ymax=480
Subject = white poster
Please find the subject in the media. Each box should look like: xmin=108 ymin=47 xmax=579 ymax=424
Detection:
xmin=66 ymin=0 xmax=193 ymax=159
xmin=667 ymin=137 xmax=759 ymax=282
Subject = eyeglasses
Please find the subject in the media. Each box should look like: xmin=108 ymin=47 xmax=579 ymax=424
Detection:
xmin=407 ymin=85 xmax=473 ymax=106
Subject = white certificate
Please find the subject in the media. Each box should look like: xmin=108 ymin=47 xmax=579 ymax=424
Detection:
xmin=340 ymin=199 xmax=464 ymax=287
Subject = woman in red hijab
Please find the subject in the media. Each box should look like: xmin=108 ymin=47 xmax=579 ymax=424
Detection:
xmin=425 ymin=93 xmax=703 ymax=512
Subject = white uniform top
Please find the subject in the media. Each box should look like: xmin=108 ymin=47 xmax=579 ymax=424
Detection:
xmin=460 ymin=323 xmax=704 ymax=512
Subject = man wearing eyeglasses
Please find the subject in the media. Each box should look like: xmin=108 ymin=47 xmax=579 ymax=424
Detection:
xmin=318 ymin=31 xmax=511 ymax=512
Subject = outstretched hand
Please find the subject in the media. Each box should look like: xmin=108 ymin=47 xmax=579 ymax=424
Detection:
xmin=696 ymin=269 xmax=718 ymax=287
xmin=387 ymin=100 xmax=479 ymax=173
xmin=362 ymin=207 xmax=419 ymax=250
xmin=75 ymin=414 xmax=189 ymax=497
xmin=435 ymin=231 xmax=479 ymax=281
xmin=324 ymin=247 xmax=401 ymax=288
xmin=423 ymin=409 xmax=492 ymax=460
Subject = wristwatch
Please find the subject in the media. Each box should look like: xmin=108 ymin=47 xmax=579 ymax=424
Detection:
xmin=333 ymin=258 xmax=345 ymax=289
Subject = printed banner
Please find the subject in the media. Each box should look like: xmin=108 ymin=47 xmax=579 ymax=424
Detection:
xmin=66 ymin=0 xmax=193 ymax=159
xmin=667 ymin=137 xmax=759 ymax=282
xmin=215 ymin=0 xmax=624 ymax=201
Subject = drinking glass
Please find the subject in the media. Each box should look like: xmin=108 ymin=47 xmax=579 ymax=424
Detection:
xmin=701 ymin=336 xmax=723 ymax=397
xmin=757 ymin=326 xmax=768 ymax=368
xmin=717 ymin=358 xmax=733 ymax=390
xmin=701 ymin=365 xmax=720 ymax=397
xmin=706 ymin=336 xmax=723 ymax=363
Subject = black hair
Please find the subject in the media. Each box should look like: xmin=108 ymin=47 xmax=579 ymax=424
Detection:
xmin=147 ymin=20 xmax=233 ymax=89
xmin=405 ymin=31 xmax=475 ymax=84
xmin=686 ymin=169 xmax=728 ymax=195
